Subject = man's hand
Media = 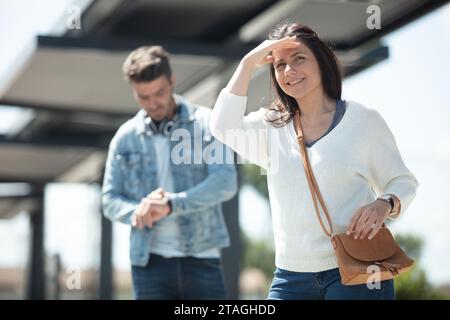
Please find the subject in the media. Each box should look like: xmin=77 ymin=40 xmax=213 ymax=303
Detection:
xmin=147 ymin=187 xmax=165 ymax=200
xmin=132 ymin=198 xmax=154 ymax=228
xmin=132 ymin=188 xmax=171 ymax=229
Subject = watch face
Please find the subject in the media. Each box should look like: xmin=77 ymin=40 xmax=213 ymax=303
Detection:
xmin=383 ymin=196 xmax=394 ymax=211
xmin=378 ymin=195 xmax=394 ymax=211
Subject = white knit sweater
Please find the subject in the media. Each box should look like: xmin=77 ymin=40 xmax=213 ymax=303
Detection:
xmin=209 ymin=89 xmax=419 ymax=272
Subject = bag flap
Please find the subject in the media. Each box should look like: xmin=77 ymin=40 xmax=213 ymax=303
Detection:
xmin=334 ymin=227 xmax=397 ymax=262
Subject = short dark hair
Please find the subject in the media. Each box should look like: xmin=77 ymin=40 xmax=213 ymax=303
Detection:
xmin=265 ymin=22 xmax=343 ymax=127
xmin=122 ymin=46 xmax=172 ymax=83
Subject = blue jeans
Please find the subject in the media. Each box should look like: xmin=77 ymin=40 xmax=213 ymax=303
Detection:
xmin=131 ymin=253 xmax=227 ymax=300
xmin=268 ymin=267 xmax=395 ymax=300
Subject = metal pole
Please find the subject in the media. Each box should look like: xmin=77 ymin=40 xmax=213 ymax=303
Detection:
xmin=26 ymin=197 xmax=45 ymax=299
xmin=221 ymin=163 xmax=242 ymax=300
xmin=99 ymin=209 xmax=113 ymax=300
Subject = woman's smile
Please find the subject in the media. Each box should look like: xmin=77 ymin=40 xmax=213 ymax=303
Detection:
xmin=286 ymin=77 xmax=305 ymax=86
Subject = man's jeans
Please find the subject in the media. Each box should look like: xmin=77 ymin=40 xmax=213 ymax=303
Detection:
xmin=131 ymin=253 xmax=227 ymax=300
xmin=268 ymin=267 xmax=395 ymax=300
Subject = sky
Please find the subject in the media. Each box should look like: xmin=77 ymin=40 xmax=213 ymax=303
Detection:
xmin=0 ymin=1 xmax=449 ymax=287
xmin=0 ymin=0 xmax=74 ymax=94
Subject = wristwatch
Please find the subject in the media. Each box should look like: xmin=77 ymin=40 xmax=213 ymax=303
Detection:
xmin=377 ymin=194 xmax=394 ymax=214
xmin=167 ymin=199 xmax=173 ymax=215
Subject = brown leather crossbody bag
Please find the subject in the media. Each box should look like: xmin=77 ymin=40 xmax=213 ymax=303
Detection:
xmin=293 ymin=111 xmax=414 ymax=285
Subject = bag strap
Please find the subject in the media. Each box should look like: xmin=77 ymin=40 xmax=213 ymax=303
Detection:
xmin=293 ymin=110 xmax=334 ymax=238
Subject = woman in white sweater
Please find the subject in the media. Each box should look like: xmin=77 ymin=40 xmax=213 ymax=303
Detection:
xmin=209 ymin=23 xmax=418 ymax=300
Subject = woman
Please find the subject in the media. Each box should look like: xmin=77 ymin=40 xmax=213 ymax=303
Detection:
xmin=209 ymin=23 xmax=419 ymax=300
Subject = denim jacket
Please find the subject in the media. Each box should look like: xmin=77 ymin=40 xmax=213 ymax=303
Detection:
xmin=102 ymin=95 xmax=238 ymax=266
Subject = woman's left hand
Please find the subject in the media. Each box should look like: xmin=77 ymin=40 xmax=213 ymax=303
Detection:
xmin=346 ymin=200 xmax=391 ymax=240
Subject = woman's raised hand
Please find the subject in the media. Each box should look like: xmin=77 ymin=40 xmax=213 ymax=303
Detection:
xmin=242 ymin=36 xmax=301 ymax=68
xmin=224 ymin=36 xmax=301 ymax=96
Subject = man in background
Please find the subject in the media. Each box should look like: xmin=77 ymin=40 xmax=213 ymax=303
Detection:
xmin=102 ymin=46 xmax=237 ymax=299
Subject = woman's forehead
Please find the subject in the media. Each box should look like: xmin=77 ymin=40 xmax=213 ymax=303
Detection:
xmin=272 ymin=44 xmax=310 ymax=60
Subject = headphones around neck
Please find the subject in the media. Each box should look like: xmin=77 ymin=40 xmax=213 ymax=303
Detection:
xmin=144 ymin=105 xmax=180 ymax=137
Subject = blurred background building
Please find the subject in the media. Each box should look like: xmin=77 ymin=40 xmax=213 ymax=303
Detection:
xmin=1 ymin=0 xmax=449 ymax=299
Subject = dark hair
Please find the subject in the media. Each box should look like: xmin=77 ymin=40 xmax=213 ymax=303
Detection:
xmin=265 ymin=23 xmax=343 ymax=127
xmin=122 ymin=46 xmax=172 ymax=83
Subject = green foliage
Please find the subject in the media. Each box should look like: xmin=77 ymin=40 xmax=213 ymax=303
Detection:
xmin=395 ymin=266 xmax=449 ymax=300
xmin=241 ymin=232 xmax=275 ymax=282
xmin=394 ymin=234 xmax=424 ymax=261
xmin=240 ymin=164 xmax=269 ymax=199
xmin=394 ymin=234 xmax=449 ymax=299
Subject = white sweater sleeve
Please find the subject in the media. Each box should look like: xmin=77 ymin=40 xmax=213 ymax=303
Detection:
xmin=209 ymin=89 xmax=270 ymax=170
xmin=366 ymin=108 xmax=419 ymax=217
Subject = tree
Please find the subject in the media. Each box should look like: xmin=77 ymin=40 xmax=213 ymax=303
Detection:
xmin=241 ymin=232 xmax=275 ymax=284
xmin=394 ymin=234 xmax=449 ymax=300
xmin=241 ymin=164 xmax=269 ymax=199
